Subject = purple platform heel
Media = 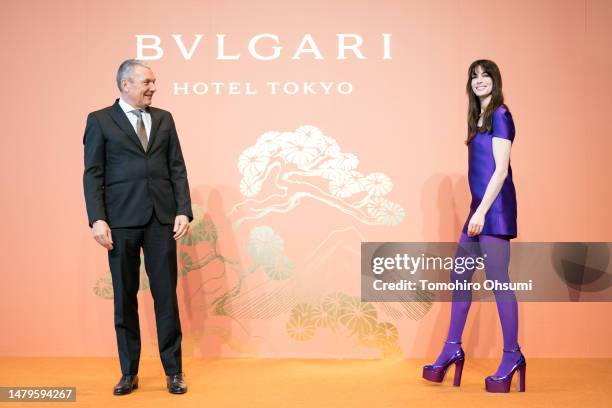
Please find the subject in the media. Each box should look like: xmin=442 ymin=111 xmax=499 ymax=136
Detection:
xmin=422 ymin=341 xmax=465 ymax=386
xmin=485 ymin=346 xmax=526 ymax=393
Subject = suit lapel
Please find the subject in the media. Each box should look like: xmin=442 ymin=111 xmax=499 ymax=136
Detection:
xmin=110 ymin=99 xmax=146 ymax=154
xmin=147 ymin=107 xmax=161 ymax=153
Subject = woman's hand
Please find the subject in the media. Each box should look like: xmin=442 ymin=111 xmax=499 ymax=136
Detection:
xmin=467 ymin=210 xmax=485 ymax=237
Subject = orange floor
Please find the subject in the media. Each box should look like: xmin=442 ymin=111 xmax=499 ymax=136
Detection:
xmin=1 ymin=357 xmax=611 ymax=407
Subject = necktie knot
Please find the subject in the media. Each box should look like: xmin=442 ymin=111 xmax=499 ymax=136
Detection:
xmin=131 ymin=109 xmax=144 ymax=118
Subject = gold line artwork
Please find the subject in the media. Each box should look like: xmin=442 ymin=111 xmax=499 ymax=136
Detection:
xmin=93 ymin=126 xmax=431 ymax=358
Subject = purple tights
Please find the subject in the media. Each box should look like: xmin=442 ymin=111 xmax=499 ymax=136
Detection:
xmin=434 ymin=232 xmax=520 ymax=377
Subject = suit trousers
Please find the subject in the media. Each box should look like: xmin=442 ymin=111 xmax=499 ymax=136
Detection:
xmin=107 ymin=209 xmax=182 ymax=376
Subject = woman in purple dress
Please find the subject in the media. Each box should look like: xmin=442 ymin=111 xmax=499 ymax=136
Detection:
xmin=422 ymin=60 xmax=526 ymax=393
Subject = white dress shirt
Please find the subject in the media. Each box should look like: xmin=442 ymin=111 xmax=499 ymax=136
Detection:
xmin=118 ymin=97 xmax=151 ymax=140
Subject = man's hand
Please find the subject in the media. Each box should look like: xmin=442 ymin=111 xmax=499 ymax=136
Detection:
xmin=92 ymin=220 xmax=113 ymax=250
xmin=173 ymin=215 xmax=190 ymax=240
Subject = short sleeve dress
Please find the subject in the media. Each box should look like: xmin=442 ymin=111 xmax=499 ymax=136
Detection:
xmin=462 ymin=105 xmax=517 ymax=239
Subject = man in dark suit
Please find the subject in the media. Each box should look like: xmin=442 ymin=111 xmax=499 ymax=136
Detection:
xmin=83 ymin=59 xmax=193 ymax=395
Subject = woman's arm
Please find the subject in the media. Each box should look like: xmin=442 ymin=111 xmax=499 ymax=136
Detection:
xmin=467 ymin=138 xmax=512 ymax=236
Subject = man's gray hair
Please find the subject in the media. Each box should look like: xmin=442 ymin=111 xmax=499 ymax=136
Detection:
xmin=116 ymin=59 xmax=150 ymax=91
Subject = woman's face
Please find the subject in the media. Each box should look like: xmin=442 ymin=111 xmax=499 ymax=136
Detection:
xmin=471 ymin=65 xmax=493 ymax=98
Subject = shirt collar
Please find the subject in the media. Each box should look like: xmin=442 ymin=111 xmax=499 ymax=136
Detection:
xmin=118 ymin=97 xmax=149 ymax=115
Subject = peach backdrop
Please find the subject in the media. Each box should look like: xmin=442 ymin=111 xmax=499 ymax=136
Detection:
xmin=1 ymin=0 xmax=611 ymax=359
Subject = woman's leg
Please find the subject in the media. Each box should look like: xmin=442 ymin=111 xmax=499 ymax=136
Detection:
xmin=478 ymin=234 xmax=520 ymax=376
xmin=433 ymin=231 xmax=480 ymax=365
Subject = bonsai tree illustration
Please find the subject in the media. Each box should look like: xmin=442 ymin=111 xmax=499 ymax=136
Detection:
xmin=231 ymin=125 xmax=405 ymax=229
xmin=93 ymin=203 xmax=238 ymax=299
xmin=92 ymin=125 xmax=417 ymax=357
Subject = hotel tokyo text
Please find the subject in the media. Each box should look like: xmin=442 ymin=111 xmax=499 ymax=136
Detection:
xmin=173 ymin=81 xmax=353 ymax=95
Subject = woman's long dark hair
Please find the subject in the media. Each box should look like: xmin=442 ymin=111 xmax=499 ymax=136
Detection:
xmin=466 ymin=59 xmax=507 ymax=144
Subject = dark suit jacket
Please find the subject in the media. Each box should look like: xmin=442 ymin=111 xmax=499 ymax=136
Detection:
xmin=83 ymin=99 xmax=193 ymax=228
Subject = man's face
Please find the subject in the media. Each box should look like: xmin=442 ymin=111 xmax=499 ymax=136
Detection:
xmin=121 ymin=65 xmax=156 ymax=108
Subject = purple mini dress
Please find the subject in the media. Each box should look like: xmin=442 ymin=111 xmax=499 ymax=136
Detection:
xmin=462 ymin=105 xmax=517 ymax=239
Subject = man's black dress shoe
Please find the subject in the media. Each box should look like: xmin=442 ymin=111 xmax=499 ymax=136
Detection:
xmin=167 ymin=372 xmax=187 ymax=394
xmin=113 ymin=374 xmax=138 ymax=395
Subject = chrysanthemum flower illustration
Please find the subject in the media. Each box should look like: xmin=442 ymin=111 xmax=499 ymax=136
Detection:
xmin=329 ymin=172 xmax=363 ymax=198
xmin=247 ymin=226 xmax=284 ymax=266
xmin=321 ymin=291 xmax=352 ymax=315
xmin=239 ymin=175 xmax=263 ymax=197
xmin=380 ymin=341 xmax=403 ymax=358
xmin=331 ymin=153 xmax=359 ymax=171
xmin=375 ymin=322 xmax=399 ymax=346
xmin=278 ymin=131 xmax=321 ymax=168
xmin=375 ymin=200 xmax=405 ymax=226
xmin=291 ymin=303 xmax=314 ymax=318
xmin=319 ymin=135 xmax=341 ymax=158
xmin=287 ymin=303 xmax=316 ymax=341
xmin=362 ymin=172 xmax=393 ymax=196
xmin=238 ymin=146 xmax=270 ymax=178
xmin=263 ymin=254 xmax=294 ymax=280
xmin=310 ymin=302 xmax=338 ymax=328
xmin=357 ymin=329 xmax=378 ymax=348
xmin=366 ymin=197 xmax=388 ymax=217
xmin=337 ymin=296 xmax=378 ymax=335
xmin=294 ymin=125 xmax=323 ymax=143
xmin=366 ymin=197 xmax=405 ymax=225
xmin=93 ymin=274 xmax=113 ymax=299
xmin=319 ymin=160 xmax=347 ymax=180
